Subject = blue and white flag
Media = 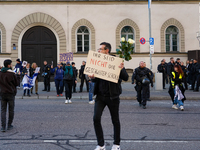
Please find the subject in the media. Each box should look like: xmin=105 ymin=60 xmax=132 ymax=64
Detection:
xmin=148 ymin=0 xmax=151 ymax=9
xmin=22 ymin=67 xmax=40 ymax=89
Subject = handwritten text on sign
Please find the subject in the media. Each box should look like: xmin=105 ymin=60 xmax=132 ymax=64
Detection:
xmin=84 ymin=50 xmax=123 ymax=83
xmin=60 ymin=53 xmax=73 ymax=62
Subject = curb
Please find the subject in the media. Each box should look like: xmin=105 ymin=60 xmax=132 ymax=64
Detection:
xmin=16 ymin=96 xmax=200 ymax=100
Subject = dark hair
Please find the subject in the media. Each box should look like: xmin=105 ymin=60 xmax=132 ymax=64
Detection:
xmin=100 ymin=42 xmax=111 ymax=53
xmin=170 ymin=57 xmax=174 ymax=60
xmin=176 ymin=58 xmax=180 ymax=60
xmin=174 ymin=65 xmax=184 ymax=77
xmin=4 ymin=59 xmax=12 ymax=67
xmin=16 ymin=58 xmax=20 ymax=62
xmin=71 ymin=62 xmax=75 ymax=65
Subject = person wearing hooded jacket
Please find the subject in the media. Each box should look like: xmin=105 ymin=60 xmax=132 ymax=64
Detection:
xmin=0 ymin=59 xmax=20 ymax=132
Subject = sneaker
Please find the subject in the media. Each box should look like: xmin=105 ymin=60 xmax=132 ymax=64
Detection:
xmin=65 ymin=100 xmax=69 ymax=104
xmin=1 ymin=127 xmax=6 ymax=132
xmin=60 ymin=94 xmax=63 ymax=96
xmin=36 ymin=93 xmax=38 ymax=95
xmin=111 ymin=145 xmax=120 ymax=150
xmin=68 ymin=99 xmax=72 ymax=104
xmin=89 ymin=100 xmax=95 ymax=104
xmin=57 ymin=95 xmax=59 ymax=97
xmin=7 ymin=125 xmax=13 ymax=130
xmin=172 ymin=104 xmax=178 ymax=109
xmin=94 ymin=145 xmax=106 ymax=150
xmin=180 ymin=106 xmax=184 ymax=111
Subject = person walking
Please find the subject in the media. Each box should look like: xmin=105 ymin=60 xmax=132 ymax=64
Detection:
xmin=22 ymin=63 xmax=33 ymax=97
xmin=0 ymin=59 xmax=20 ymax=132
xmin=42 ymin=61 xmax=51 ymax=92
xmin=51 ymin=62 xmax=64 ymax=97
xmin=187 ymin=60 xmax=193 ymax=87
xmin=194 ymin=62 xmax=200 ymax=92
xmin=72 ymin=62 xmax=78 ymax=93
xmin=86 ymin=74 xmax=95 ymax=104
xmin=31 ymin=62 xmax=39 ymax=95
xmin=191 ymin=59 xmax=199 ymax=91
xmin=157 ymin=60 xmax=166 ymax=89
xmin=90 ymin=42 xmax=129 ymax=150
xmin=167 ymin=57 xmax=175 ymax=83
xmin=63 ymin=62 xmax=74 ymax=104
xmin=79 ymin=61 xmax=89 ymax=92
xmin=134 ymin=61 xmax=153 ymax=109
xmin=169 ymin=65 xmax=186 ymax=111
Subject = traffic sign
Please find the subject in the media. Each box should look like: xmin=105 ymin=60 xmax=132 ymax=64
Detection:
xmin=149 ymin=37 xmax=154 ymax=45
xmin=140 ymin=37 xmax=146 ymax=45
xmin=150 ymin=45 xmax=154 ymax=54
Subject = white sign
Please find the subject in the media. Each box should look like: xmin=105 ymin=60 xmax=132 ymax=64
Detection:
xmin=150 ymin=45 xmax=154 ymax=54
xmin=22 ymin=61 xmax=27 ymax=67
xmin=84 ymin=50 xmax=123 ymax=83
xmin=35 ymin=67 xmax=40 ymax=73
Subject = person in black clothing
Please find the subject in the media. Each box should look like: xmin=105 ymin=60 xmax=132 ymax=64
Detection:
xmin=42 ymin=61 xmax=51 ymax=92
xmin=0 ymin=59 xmax=20 ymax=132
xmin=193 ymin=60 xmax=200 ymax=92
xmin=187 ymin=60 xmax=193 ymax=86
xmin=79 ymin=61 xmax=89 ymax=92
xmin=22 ymin=63 xmax=33 ymax=97
xmin=175 ymin=58 xmax=181 ymax=66
xmin=71 ymin=62 xmax=78 ymax=93
xmin=163 ymin=59 xmax=169 ymax=84
xmin=167 ymin=57 xmax=175 ymax=86
xmin=191 ymin=59 xmax=199 ymax=91
xmin=90 ymin=42 xmax=129 ymax=150
xmin=157 ymin=60 xmax=166 ymax=89
xmin=180 ymin=61 xmax=188 ymax=90
xmin=134 ymin=61 xmax=153 ymax=109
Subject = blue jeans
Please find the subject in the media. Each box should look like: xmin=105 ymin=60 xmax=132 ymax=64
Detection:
xmin=173 ymin=89 xmax=184 ymax=106
xmin=55 ymin=79 xmax=63 ymax=95
xmin=89 ymin=82 xmax=95 ymax=101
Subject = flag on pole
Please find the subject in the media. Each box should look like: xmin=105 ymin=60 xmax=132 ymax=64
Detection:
xmin=148 ymin=0 xmax=151 ymax=9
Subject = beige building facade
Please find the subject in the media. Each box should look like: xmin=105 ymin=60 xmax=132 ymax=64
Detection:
xmin=0 ymin=0 xmax=199 ymax=72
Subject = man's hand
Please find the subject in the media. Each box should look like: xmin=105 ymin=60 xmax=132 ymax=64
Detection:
xmin=88 ymin=74 xmax=95 ymax=79
xmin=119 ymin=62 xmax=124 ymax=69
xmin=17 ymin=71 xmax=21 ymax=75
xmin=75 ymin=80 xmax=77 ymax=84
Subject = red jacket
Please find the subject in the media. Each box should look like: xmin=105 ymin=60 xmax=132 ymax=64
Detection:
xmin=0 ymin=69 xmax=20 ymax=96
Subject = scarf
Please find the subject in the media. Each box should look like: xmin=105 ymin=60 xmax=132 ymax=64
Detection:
xmin=1 ymin=67 xmax=11 ymax=73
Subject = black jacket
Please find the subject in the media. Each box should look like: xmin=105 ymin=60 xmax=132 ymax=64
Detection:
xmin=191 ymin=63 xmax=200 ymax=75
xmin=92 ymin=68 xmax=129 ymax=100
xmin=135 ymin=67 xmax=153 ymax=86
xmin=79 ymin=65 xmax=85 ymax=79
xmin=72 ymin=67 xmax=78 ymax=80
xmin=22 ymin=67 xmax=34 ymax=77
xmin=42 ymin=64 xmax=51 ymax=78
xmin=181 ymin=65 xmax=188 ymax=77
xmin=167 ymin=62 xmax=175 ymax=78
xmin=157 ymin=64 xmax=166 ymax=74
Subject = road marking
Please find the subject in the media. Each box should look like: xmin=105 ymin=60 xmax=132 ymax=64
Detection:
xmin=44 ymin=140 xmax=57 ymax=143
xmin=68 ymin=140 xmax=188 ymax=143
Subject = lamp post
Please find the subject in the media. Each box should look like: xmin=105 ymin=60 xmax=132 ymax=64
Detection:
xmin=197 ymin=3 xmax=200 ymax=47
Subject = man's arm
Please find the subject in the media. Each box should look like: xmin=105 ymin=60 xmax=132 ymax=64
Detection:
xmin=119 ymin=68 xmax=129 ymax=81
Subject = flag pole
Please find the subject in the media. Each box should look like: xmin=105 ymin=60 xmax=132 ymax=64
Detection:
xmin=148 ymin=0 xmax=152 ymax=70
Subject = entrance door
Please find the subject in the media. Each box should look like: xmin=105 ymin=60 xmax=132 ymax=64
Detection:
xmin=22 ymin=26 xmax=57 ymax=81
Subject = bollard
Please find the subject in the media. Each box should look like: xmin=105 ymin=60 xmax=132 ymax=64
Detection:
xmin=155 ymin=73 xmax=163 ymax=90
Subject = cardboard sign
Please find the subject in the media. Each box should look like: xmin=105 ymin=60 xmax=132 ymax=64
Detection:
xmin=60 ymin=53 xmax=73 ymax=62
xmin=35 ymin=67 xmax=40 ymax=73
xmin=84 ymin=50 xmax=123 ymax=83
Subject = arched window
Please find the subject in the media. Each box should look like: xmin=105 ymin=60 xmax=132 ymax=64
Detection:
xmin=77 ymin=26 xmax=90 ymax=52
xmin=0 ymin=30 xmax=1 ymax=53
xmin=121 ymin=26 xmax=134 ymax=41
xmin=165 ymin=26 xmax=179 ymax=52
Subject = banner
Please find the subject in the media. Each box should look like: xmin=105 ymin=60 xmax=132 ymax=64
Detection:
xmin=84 ymin=50 xmax=123 ymax=83
xmin=22 ymin=67 xmax=40 ymax=89
xmin=60 ymin=52 xmax=73 ymax=62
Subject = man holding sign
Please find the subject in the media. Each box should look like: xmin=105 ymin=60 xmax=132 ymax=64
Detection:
xmin=87 ymin=42 xmax=129 ymax=150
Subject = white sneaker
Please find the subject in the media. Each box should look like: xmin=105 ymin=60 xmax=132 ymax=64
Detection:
xmin=68 ymin=99 xmax=72 ymax=104
xmin=172 ymin=104 xmax=178 ymax=109
xmin=94 ymin=145 xmax=106 ymax=150
xmin=89 ymin=100 xmax=95 ymax=104
xmin=180 ymin=106 xmax=184 ymax=111
xmin=65 ymin=100 xmax=68 ymax=104
xmin=111 ymin=145 xmax=120 ymax=150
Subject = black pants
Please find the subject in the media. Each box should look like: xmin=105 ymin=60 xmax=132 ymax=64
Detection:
xmin=80 ymin=76 xmax=89 ymax=92
xmin=64 ymin=80 xmax=73 ymax=99
xmin=183 ymin=77 xmax=188 ymax=90
xmin=93 ymin=95 xmax=120 ymax=146
xmin=195 ymin=74 xmax=200 ymax=91
xmin=1 ymin=95 xmax=15 ymax=128
xmin=137 ymin=84 xmax=149 ymax=106
xmin=72 ymin=79 xmax=77 ymax=92
xmin=44 ymin=77 xmax=50 ymax=91
xmin=162 ymin=73 xmax=166 ymax=88
xmin=24 ymin=89 xmax=30 ymax=95
xmin=192 ymin=74 xmax=198 ymax=90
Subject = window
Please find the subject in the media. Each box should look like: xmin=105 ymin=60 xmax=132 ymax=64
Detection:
xmin=121 ymin=26 xmax=135 ymax=51
xmin=165 ymin=26 xmax=179 ymax=52
xmin=77 ymin=26 xmax=90 ymax=52
xmin=0 ymin=30 xmax=1 ymax=53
